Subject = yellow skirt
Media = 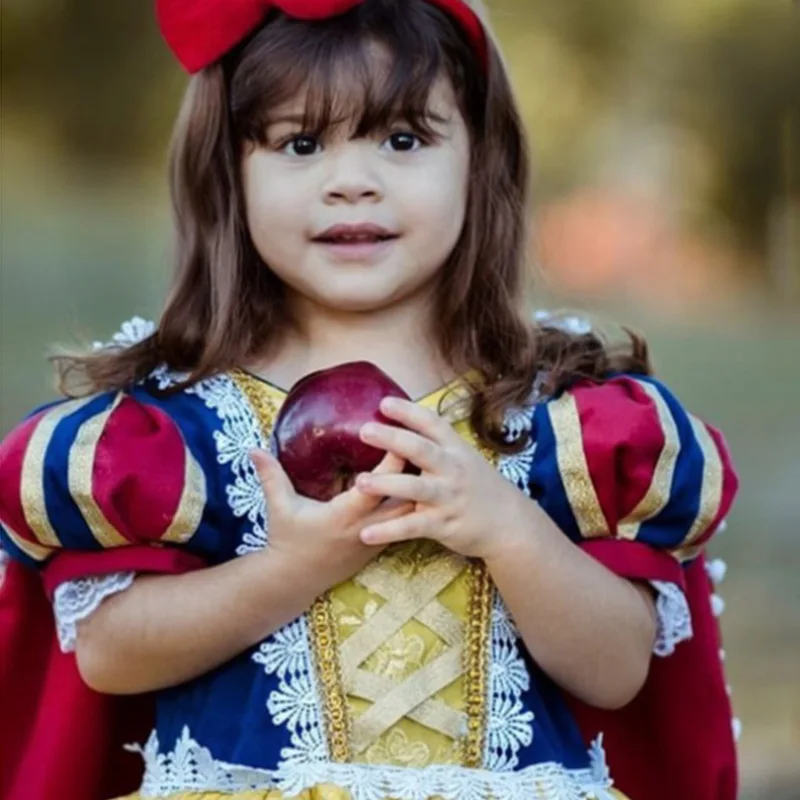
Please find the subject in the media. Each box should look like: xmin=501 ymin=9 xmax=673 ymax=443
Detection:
xmin=115 ymin=789 xmax=629 ymax=800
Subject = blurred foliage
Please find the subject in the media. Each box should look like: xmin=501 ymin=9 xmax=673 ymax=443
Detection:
xmin=1 ymin=0 xmax=798 ymax=266
xmin=672 ymin=2 xmax=799 ymax=256
xmin=499 ymin=0 xmax=798 ymax=261
xmin=1 ymin=0 xmax=184 ymax=166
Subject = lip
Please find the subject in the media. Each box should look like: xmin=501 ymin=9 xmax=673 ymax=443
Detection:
xmin=313 ymin=237 xmax=398 ymax=262
xmin=312 ymin=223 xmax=399 ymax=242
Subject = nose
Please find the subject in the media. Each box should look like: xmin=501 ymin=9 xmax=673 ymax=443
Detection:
xmin=322 ymin=144 xmax=384 ymax=205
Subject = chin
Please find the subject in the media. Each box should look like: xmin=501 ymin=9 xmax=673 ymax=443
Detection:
xmin=310 ymin=280 xmax=414 ymax=313
xmin=318 ymin=292 xmax=403 ymax=313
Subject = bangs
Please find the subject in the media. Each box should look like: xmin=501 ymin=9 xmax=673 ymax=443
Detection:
xmin=228 ymin=0 xmax=480 ymax=143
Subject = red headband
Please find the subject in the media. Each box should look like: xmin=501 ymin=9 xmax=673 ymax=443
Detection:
xmin=156 ymin=0 xmax=488 ymax=74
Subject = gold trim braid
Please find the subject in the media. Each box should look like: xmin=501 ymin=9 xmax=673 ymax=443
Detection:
xmin=231 ymin=370 xmax=280 ymax=438
xmin=461 ymin=439 xmax=500 ymax=767
xmin=463 ymin=560 xmax=492 ymax=766
xmin=309 ymin=595 xmax=352 ymax=762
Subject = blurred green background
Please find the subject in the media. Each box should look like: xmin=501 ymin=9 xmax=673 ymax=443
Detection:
xmin=1 ymin=1 xmax=798 ymax=797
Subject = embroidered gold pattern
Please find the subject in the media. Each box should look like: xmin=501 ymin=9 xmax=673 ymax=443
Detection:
xmin=230 ymin=370 xmax=280 ymax=436
xmin=340 ymin=552 xmax=467 ymax=755
xmin=357 ymin=568 xmax=463 ymax=648
xmin=368 ymin=629 xmax=426 ymax=679
xmin=230 ymin=369 xmax=353 ymax=762
xmin=331 ymin=592 xmax=465 ymax=740
xmin=364 ymin=728 xmax=432 ymax=768
xmin=350 ymin=645 xmax=465 ymax=754
xmin=338 ymin=555 xmax=464 ymax=677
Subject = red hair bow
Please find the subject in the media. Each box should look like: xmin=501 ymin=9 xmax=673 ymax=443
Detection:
xmin=156 ymin=0 xmax=487 ymax=74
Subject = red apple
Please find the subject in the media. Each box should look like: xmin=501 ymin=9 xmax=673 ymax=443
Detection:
xmin=274 ymin=361 xmax=411 ymax=501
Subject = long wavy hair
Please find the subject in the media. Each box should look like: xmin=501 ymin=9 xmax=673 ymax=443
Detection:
xmin=55 ymin=0 xmax=650 ymax=451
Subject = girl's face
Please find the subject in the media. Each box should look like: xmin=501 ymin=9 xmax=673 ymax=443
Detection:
xmin=241 ymin=76 xmax=470 ymax=315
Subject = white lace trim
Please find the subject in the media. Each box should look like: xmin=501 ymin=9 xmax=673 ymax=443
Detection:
xmin=534 ymin=310 xmax=593 ymax=336
xmin=483 ymin=393 xmax=540 ymax=770
xmin=93 ymin=316 xmax=156 ymax=350
xmin=157 ymin=369 xmax=331 ymax=767
xmin=129 ymin=726 xmax=615 ymax=800
xmin=153 ymin=367 xmax=272 ymax=558
xmin=52 ymin=571 xmax=136 ymax=652
xmin=649 ymin=580 xmax=692 ymax=657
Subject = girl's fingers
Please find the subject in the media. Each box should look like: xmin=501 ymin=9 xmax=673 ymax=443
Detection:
xmin=251 ymin=450 xmax=296 ymax=515
xmin=360 ymin=424 xmax=443 ymax=473
xmin=334 ymin=453 xmax=405 ymax=517
xmin=356 ymin=472 xmax=439 ymax=505
xmin=335 ymin=481 xmax=384 ymax=516
xmin=371 ymin=450 xmax=407 ymax=476
xmin=377 ymin=397 xmax=454 ymax=445
xmin=361 ymin=510 xmax=439 ymax=546
xmin=366 ymin=499 xmax=415 ymax=527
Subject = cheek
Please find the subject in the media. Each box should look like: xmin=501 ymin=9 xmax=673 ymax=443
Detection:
xmin=241 ymin=155 xmax=306 ymax=255
xmin=402 ymin=160 xmax=469 ymax=245
xmin=242 ymin=150 xmax=305 ymax=217
xmin=245 ymin=185 xmax=292 ymax=234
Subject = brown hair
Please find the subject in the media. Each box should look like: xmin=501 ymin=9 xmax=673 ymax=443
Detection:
xmin=55 ymin=0 xmax=650 ymax=452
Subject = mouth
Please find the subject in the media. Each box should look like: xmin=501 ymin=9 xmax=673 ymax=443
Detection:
xmin=312 ymin=223 xmax=400 ymax=245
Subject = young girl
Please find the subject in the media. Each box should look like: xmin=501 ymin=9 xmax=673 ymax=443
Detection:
xmin=0 ymin=1 xmax=739 ymax=799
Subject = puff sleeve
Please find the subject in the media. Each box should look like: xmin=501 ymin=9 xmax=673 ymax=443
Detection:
xmin=0 ymin=386 xmax=222 ymax=599
xmin=529 ymin=374 xmax=738 ymax=652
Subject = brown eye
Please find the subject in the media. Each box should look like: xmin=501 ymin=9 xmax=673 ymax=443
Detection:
xmin=383 ymin=132 xmax=422 ymax=152
xmin=282 ymin=135 xmax=321 ymax=156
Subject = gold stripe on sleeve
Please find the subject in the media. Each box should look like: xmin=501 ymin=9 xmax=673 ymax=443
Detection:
xmin=617 ymin=380 xmax=681 ymax=541
xmin=21 ymin=396 xmax=96 ymax=548
xmin=547 ymin=393 xmax=609 ymax=537
xmin=68 ymin=394 xmax=130 ymax=548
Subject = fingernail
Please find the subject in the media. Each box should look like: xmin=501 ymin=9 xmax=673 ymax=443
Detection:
xmin=356 ymin=474 xmax=370 ymax=488
xmin=380 ymin=397 xmax=397 ymax=412
xmin=361 ymin=424 xmax=376 ymax=439
xmin=361 ymin=528 xmax=377 ymax=543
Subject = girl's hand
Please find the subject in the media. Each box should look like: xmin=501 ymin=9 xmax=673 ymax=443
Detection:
xmin=355 ymin=397 xmax=528 ymax=560
xmin=251 ymin=449 xmax=413 ymax=595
